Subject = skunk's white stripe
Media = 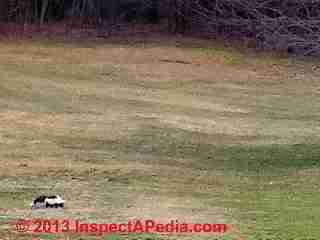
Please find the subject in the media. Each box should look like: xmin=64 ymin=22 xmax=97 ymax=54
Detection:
xmin=45 ymin=196 xmax=65 ymax=205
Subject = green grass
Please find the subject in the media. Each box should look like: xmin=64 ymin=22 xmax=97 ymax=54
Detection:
xmin=55 ymin=124 xmax=320 ymax=173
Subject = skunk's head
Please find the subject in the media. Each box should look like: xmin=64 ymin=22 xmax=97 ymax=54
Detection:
xmin=30 ymin=195 xmax=47 ymax=209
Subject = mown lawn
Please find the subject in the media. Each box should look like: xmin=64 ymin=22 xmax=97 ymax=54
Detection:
xmin=0 ymin=36 xmax=319 ymax=240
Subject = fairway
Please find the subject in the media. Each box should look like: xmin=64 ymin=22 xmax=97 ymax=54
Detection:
xmin=0 ymin=36 xmax=320 ymax=240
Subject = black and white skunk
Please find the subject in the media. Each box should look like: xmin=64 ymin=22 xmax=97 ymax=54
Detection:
xmin=31 ymin=195 xmax=65 ymax=209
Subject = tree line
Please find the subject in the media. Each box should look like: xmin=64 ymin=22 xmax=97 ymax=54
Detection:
xmin=0 ymin=0 xmax=319 ymax=56
xmin=0 ymin=0 xmax=190 ymax=33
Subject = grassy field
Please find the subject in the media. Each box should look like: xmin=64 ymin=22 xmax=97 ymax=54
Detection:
xmin=0 ymin=35 xmax=320 ymax=240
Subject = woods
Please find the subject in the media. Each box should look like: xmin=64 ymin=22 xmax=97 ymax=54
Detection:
xmin=0 ymin=1 xmax=320 ymax=240
xmin=0 ymin=0 xmax=320 ymax=56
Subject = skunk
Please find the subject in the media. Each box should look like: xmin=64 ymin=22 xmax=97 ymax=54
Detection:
xmin=31 ymin=195 xmax=65 ymax=209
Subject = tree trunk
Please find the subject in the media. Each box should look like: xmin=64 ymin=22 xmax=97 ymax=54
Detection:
xmin=40 ymin=0 xmax=49 ymax=25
